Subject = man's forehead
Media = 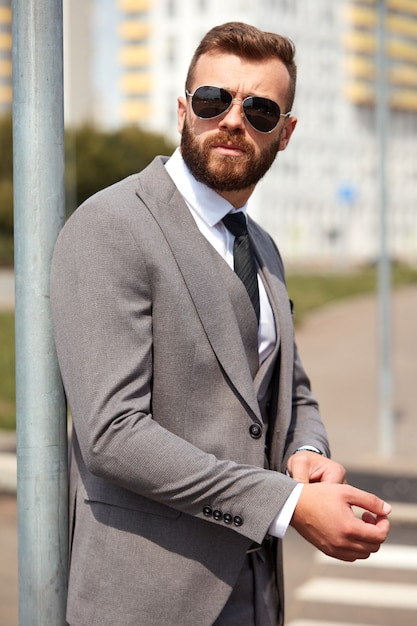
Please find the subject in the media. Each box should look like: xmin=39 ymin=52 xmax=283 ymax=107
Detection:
xmin=192 ymin=52 xmax=290 ymax=98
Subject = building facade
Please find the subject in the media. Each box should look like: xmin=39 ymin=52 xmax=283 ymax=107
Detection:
xmin=115 ymin=0 xmax=417 ymax=266
xmin=251 ymin=0 xmax=417 ymax=266
xmin=63 ymin=0 xmax=95 ymax=128
xmin=7 ymin=0 xmax=417 ymax=266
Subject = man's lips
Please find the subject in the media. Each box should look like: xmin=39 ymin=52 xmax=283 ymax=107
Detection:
xmin=212 ymin=143 xmax=246 ymax=156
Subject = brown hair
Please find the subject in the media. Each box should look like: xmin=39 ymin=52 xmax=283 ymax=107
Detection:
xmin=185 ymin=22 xmax=297 ymax=109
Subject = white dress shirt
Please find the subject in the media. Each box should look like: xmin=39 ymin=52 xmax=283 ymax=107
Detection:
xmin=165 ymin=148 xmax=303 ymax=538
xmin=165 ymin=149 xmax=276 ymax=365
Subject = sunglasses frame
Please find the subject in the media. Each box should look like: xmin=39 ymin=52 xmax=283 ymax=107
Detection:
xmin=185 ymin=85 xmax=292 ymax=134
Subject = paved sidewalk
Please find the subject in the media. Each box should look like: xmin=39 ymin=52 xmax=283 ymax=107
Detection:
xmin=295 ymin=283 xmax=417 ymax=475
xmin=1 ymin=271 xmax=416 ymax=625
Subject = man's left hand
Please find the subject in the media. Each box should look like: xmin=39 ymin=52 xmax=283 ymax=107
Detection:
xmin=287 ymin=451 xmax=346 ymax=484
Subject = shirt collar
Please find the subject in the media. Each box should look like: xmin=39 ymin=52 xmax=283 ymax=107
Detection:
xmin=164 ymin=148 xmax=248 ymax=227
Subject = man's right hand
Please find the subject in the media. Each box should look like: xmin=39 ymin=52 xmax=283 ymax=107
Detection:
xmin=290 ymin=482 xmax=391 ymax=562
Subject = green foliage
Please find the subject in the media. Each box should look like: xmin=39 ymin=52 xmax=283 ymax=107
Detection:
xmin=286 ymin=264 xmax=417 ymax=324
xmin=0 ymin=114 xmax=13 ymax=237
xmin=65 ymin=124 xmax=176 ymax=214
xmin=0 ymin=232 xmax=13 ymax=267
xmin=0 ymin=113 xmax=176 ymax=265
xmin=0 ymin=312 xmax=15 ymax=430
xmin=0 ymin=113 xmax=12 ymax=180
xmin=0 ymin=179 xmax=13 ymax=232
xmin=0 ymin=115 xmax=14 ymax=266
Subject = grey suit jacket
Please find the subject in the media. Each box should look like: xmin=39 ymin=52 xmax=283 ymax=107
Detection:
xmin=51 ymin=156 xmax=329 ymax=626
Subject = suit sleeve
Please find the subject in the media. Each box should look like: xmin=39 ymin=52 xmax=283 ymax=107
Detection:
xmin=283 ymin=341 xmax=331 ymax=469
xmin=262 ymin=230 xmax=330 ymax=470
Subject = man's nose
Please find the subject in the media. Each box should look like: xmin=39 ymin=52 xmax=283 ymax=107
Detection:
xmin=218 ymin=99 xmax=246 ymax=130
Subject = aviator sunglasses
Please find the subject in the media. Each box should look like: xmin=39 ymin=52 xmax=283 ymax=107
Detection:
xmin=185 ymin=85 xmax=291 ymax=133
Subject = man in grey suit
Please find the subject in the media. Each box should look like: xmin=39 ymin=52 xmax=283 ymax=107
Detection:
xmin=51 ymin=22 xmax=391 ymax=626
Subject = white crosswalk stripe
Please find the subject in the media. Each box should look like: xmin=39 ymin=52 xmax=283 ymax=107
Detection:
xmin=316 ymin=544 xmax=417 ymax=570
xmin=286 ymin=543 xmax=417 ymax=626
xmin=287 ymin=622 xmax=376 ymax=626
xmin=295 ymin=578 xmax=417 ymax=610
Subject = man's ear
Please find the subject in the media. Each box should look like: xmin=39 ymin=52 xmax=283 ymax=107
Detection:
xmin=278 ymin=116 xmax=297 ymax=152
xmin=177 ymin=96 xmax=187 ymax=134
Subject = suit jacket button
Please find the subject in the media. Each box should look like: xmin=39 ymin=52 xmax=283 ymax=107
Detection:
xmin=249 ymin=424 xmax=262 ymax=439
xmin=213 ymin=509 xmax=222 ymax=521
xmin=223 ymin=513 xmax=233 ymax=524
xmin=233 ymin=515 xmax=244 ymax=527
xmin=203 ymin=505 xmax=213 ymax=517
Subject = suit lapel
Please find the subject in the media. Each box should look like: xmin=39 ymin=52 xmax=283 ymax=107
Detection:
xmin=249 ymin=220 xmax=294 ymax=369
xmin=136 ymin=158 xmax=262 ymax=421
xmin=249 ymin=222 xmax=295 ymax=467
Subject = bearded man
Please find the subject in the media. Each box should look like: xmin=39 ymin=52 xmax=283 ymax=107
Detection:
xmin=51 ymin=21 xmax=391 ymax=626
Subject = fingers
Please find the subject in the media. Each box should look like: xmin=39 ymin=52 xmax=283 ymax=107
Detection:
xmin=287 ymin=452 xmax=346 ymax=484
xmin=310 ymin=459 xmax=346 ymax=484
xmin=290 ymin=482 xmax=391 ymax=562
xmin=339 ymin=514 xmax=391 ymax=557
xmin=323 ymin=542 xmax=382 ymax=562
xmin=361 ymin=511 xmax=391 ymax=527
xmin=362 ymin=511 xmax=377 ymax=524
xmin=357 ymin=512 xmax=391 ymax=545
xmin=347 ymin=485 xmax=392 ymax=517
xmin=287 ymin=453 xmax=311 ymax=483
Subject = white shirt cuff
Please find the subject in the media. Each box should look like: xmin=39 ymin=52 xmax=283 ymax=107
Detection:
xmin=268 ymin=483 xmax=304 ymax=539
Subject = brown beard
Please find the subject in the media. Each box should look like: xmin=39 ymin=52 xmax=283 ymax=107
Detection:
xmin=180 ymin=120 xmax=281 ymax=192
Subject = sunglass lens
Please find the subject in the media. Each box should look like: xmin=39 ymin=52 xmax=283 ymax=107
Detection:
xmin=191 ymin=86 xmax=232 ymax=119
xmin=243 ymin=97 xmax=281 ymax=133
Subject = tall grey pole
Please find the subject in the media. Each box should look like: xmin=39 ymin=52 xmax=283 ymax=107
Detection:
xmin=12 ymin=1 xmax=68 ymax=624
xmin=376 ymin=0 xmax=393 ymax=457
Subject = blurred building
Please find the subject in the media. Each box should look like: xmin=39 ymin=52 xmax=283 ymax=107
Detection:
xmin=0 ymin=0 xmax=11 ymax=115
xmin=70 ymin=0 xmax=417 ymax=266
xmin=8 ymin=0 xmax=417 ymax=265
xmin=115 ymin=0 xmax=258 ymax=132
xmin=63 ymin=0 xmax=95 ymax=127
xmin=251 ymin=0 xmax=417 ymax=266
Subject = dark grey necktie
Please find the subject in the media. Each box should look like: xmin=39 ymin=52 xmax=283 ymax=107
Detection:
xmin=222 ymin=212 xmax=260 ymax=323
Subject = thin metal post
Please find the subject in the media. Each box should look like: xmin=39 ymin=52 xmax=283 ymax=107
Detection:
xmin=376 ymin=0 xmax=394 ymax=457
xmin=12 ymin=1 xmax=68 ymax=624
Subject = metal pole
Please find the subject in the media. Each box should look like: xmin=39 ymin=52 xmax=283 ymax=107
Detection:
xmin=12 ymin=1 xmax=68 ymax=624
xmin=376 ymin=0 xmax=394 ymax=457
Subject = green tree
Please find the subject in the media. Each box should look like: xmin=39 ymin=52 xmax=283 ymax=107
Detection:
xmin=0 ymin=115 xmax=176 ymax=265
xmin=0 ymin=114 xmax=13 ymax=265
xmin=65 ymin=124 xmax=176 ymax=214
xmin=0 ymin=113 xmax=13 ymax=235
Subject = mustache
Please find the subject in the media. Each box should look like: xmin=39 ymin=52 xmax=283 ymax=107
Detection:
xmin=204 ymin=131 xmax=252 ymax=151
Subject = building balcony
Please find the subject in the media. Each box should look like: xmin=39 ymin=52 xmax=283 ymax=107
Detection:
xmin=118 ymin=21 xmax=150 ymax=41
xmin=119 ymin=45 xmax=151 ymax=67
xmin=118 ymin=0 xmax=151 ymax=13
xmin=119 ymin=72 xmax=151 ymax=94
